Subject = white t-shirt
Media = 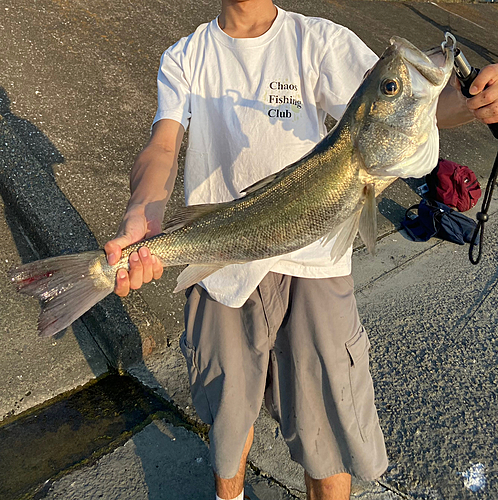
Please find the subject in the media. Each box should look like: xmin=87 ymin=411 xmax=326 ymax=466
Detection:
xmin=153 ymin=7 xmax=379 ymax=307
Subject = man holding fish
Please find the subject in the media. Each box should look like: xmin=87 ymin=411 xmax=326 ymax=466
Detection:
xmin=104 ymin=1 xmax=498 ymax=499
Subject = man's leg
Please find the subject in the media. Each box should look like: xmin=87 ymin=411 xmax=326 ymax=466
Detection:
xmin=305 ymin=471 xmax=351 ymax=500
xmin=182 ymin=284 xmax=272 ymax=497
xmin=215 ymin=426 xmax=254 ymax=500
xmin=264 ymin=274 xmax=388 ymax=489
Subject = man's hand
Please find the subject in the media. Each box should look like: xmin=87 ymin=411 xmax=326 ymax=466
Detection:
xmin=104 ymin=208 xmax=164 ymax=297
xmin=466 ymin=63 xmax=498 ymax=125
xmin=437 ymin=63 xmax=498 ymax=129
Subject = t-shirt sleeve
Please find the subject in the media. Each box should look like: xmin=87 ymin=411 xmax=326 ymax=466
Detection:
xmin=152 ymin=38 xmax=192 ymax=131
xmin=315 ymin=27 xmax=378 ymax=121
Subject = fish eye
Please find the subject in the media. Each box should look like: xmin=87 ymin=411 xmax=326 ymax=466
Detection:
xmin=381 ymin=78 xmax=400 ymax=96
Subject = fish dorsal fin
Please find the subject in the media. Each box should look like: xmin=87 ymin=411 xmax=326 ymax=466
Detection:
xmin=358 ymin=183 xmax=377 ymax=255
xmin=162 ymin=203 xmax=226 ymax=233
xmin=328 ymin=210 xmax=362 ymax=264
xmin=241 ymin=172 xmax=280 ymax=195
xmin=241 ymin=155 xmax=305 ymax=195
xmin=242 ymin=140 xmax=330 ymax=195
xmin=174 ymin=264 xmax=224 ymax=293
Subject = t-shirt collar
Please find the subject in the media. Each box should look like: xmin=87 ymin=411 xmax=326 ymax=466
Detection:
xmin=211 ymin=6 xmax=286 ymax=49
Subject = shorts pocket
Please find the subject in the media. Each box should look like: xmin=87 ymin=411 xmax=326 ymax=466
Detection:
xmin=179 ymin=331 xmax=214 ymax=425
xmin=345 ymin=326 xmax=378 ymax=441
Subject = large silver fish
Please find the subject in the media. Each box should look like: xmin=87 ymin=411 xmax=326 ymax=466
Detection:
xmin=10 ymin=36 xmax=454 ymax=337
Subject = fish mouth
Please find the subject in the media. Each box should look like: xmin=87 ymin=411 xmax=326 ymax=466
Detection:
xmin=390 ymin=36 xmax=454 ymax=88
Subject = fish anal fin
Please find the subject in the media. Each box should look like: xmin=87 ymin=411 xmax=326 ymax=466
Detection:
xmin=358 ymin=183 xmax=377 ymax=255
xmin=174 ymin=264 xmax=224 ymax=293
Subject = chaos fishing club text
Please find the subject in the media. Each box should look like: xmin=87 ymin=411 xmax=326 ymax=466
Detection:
xmin=268 ymin=81 xmax=302 ymax=119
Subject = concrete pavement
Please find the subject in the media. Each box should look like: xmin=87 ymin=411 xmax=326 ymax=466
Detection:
xmin=1 ymin=0 xmax=497 ymax=499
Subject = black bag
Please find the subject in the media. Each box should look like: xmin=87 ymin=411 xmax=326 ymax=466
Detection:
xmin=402 ymin=199 xmax=478 ymax=245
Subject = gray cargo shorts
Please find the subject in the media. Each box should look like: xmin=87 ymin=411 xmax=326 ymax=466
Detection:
xmin=180 ymin=272 xmax=388 ymax=480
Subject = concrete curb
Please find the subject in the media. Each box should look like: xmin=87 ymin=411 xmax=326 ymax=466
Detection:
xmin=0 ymin=115 xmax=168 ymax=369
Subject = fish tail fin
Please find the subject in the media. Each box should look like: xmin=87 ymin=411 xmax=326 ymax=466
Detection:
xmin=9 ymin=250 xmax=113 ymax=337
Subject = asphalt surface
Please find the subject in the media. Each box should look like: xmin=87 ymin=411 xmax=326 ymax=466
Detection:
xmin=1 ymin=0 xmax=497 ymax=499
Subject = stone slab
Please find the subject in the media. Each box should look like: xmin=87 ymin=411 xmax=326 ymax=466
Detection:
xmin=42 ymin=420 xmax=299 ymax=500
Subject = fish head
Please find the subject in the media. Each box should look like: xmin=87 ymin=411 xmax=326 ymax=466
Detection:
xmin=352 ymin=36 xmax=454 ymax=178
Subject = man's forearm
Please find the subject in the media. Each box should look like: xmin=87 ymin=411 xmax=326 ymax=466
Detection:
xmin=127 ymin=144 xmax=179 ymax=219
xmin=436 ymin=84 xmax=475 ymax=129
xmin=125 ymin=119 xmax=185 ymax=225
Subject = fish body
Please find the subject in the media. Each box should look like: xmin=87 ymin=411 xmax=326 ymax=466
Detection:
xmin=10 ymin=36 xmax=454 ymax=337
xmin=131 ymin=126 xmax=364 ymax=265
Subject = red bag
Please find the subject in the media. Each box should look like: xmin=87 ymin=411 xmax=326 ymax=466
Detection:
xmin=426 ymin=158 xmax=481 ymax=212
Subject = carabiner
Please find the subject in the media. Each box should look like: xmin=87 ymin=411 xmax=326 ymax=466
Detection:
xmin=441 ymin=32 xmax=457 ymax=54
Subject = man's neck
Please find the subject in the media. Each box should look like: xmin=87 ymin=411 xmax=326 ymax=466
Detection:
xmin=219 ymin=0 xmax=277 ymax=39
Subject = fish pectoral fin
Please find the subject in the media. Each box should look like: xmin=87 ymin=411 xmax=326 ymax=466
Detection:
xmin=358 ymin=183 xmax=377 ymax=255
xmin=174 ymin=264 xmax=224 ymax=293
xmin=321 ymin=222 xmax=342 ymax=247
xmin=328 ymin=210 xmax=362 ymax=264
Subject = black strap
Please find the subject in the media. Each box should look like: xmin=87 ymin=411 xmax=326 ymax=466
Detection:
xmin=405 ymin=204 xmax=420 ymax=218
xmin=469 ymin=149 xmax=498 ymax=265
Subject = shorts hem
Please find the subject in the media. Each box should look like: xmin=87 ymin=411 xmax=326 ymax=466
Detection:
xmin=304 ymin=459 xmax=389 ymax=482
xmin=211 ymin=465 xmax=241 ymax=481
xmin=210 ymin=426 xmax=256 ymax=480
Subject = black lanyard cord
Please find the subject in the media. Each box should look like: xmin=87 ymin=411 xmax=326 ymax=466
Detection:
xmin=454 ymin=47 xmax=498 ymax=264
xmin=469 ymin=149 xmax=498 ymax=265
